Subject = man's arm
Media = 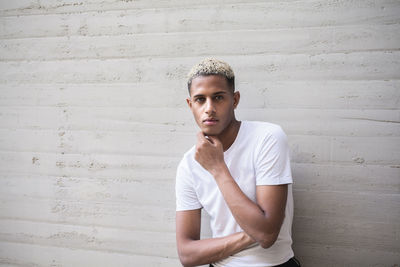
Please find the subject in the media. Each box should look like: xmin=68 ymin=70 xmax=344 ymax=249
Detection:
xmin=176 ymin=209 xmax=255 ymax=267
xmin=212 ymin=169 xmax=287 ymax=248
xmin=195 ymin=133 xmax=287 ymax=248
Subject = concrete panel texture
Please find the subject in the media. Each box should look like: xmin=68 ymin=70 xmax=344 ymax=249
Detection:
xmin=0 ymin=0 xmax=399 ymax=266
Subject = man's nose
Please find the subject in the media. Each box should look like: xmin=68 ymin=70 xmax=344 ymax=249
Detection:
xmin=205 ymin=99 xmax=216 ymax=114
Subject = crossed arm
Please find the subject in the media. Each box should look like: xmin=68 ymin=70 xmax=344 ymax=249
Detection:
xmin=176 ymin=209 xmax=255 ymax=267
xmin=176 ymin=133 xmax=288 ymax=267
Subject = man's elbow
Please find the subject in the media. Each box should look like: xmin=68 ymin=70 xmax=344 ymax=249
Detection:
xmin=177 ymin=250 xmax=198 ymax=267
xmin=258 ymin=232 xmax=279 ymax=249
xmin=178 ymin=256 xmax=193 ymax=267
xmin=259 ymin=239 xmax=275 ymax=249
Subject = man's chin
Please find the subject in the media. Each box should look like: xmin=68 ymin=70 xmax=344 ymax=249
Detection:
xmin=201 ymin=129 xmax=220 ymax=136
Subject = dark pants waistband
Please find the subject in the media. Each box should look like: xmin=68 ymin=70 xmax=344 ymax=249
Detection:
xmin=209 ymin=256 xmax=301 ymax=267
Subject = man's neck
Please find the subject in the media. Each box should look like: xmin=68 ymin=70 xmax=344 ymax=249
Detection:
xmin=218 ymin=119 xmax=241 ymax=152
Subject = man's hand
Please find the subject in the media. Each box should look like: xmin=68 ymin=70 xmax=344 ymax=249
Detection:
xmin=176 ymin=209 xmax=257 ymax=267
xmin=195 ymin=132 xmax=226 ymax=175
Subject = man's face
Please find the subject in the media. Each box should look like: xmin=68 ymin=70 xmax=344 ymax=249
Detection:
xmin=187 ymin=75 xmax=240 ymax=136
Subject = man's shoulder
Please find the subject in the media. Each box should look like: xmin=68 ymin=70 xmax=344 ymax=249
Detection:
xmin=177 ymin=145 xmax=196 ymax=169
xmin=243 ymin=120 xmax=286 ymax=138
xmin=183 ymin=145 xmax=196 ymax=159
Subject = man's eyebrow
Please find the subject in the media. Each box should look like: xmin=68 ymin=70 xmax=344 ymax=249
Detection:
xmin=192 ymin=94 xmax=205 ymax=98
xmin=213 ymin=91 xmax=228 ymax=95
xmin=192 ymin=91 xmax=228 ymax=98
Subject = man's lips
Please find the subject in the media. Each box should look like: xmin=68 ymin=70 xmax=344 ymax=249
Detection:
xmin=203 ymin=119 xmax=218 ymax=125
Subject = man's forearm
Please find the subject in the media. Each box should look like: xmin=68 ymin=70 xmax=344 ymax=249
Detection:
xmin=210 ymin=165 xmax=282 ymax=248
xmin=178 ymin=231 xmax=254 ymax=267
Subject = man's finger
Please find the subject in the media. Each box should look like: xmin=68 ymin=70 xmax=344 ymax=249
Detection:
xmin=197 ymin=132 xmax=211 ymax=145
xmin=197 ymin=132 xmax=213 ymax=143
xmin=207 ymin=135 xmax=222 ymax=147
xmin=204 ymin=135 xmax=214 ymax=144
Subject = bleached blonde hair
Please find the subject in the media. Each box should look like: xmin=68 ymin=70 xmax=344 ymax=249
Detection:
xmin=187 ymin=58 xmax=235 ymax=93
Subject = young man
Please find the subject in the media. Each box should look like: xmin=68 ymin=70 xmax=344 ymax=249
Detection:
xmin=175 ymin=58 xmax=300 ymax=267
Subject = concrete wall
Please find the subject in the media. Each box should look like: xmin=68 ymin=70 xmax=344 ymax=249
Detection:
xmin=0 ymin=0 xmax=399 ymax=266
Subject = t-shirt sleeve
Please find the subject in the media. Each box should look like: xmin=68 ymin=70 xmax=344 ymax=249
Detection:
xmin=255 ymin=126 xmax=293 ymax=186
xmin=175 ymin=158 xmax=203 ymax=211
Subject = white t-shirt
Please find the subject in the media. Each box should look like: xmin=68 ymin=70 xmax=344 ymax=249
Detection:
xmin=175 ymin=121 xmax=294 ymax=266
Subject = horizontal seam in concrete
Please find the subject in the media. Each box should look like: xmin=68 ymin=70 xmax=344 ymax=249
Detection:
xmin=1 ymin=22 xmax=400 ymax=40
xmin=0 ymin=217 xmax=175 ymax=235
xmin=0 ymin=0 xmax=354 ymax=17
xmin=0 ymin=239 xmax=179 ymax=259
xmin=2 ymin=48 xmax=400 ymax=63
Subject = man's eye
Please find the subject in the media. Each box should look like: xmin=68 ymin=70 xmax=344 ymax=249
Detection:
xmin=215 ymin=95 xmax=223 ymax=100
xmin=195 ymin=98 xmax=205 ymax=103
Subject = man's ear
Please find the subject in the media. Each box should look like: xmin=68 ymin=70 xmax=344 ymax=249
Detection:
xmin=233 ymin=91 xmax=240 ymax=109
xmin=186 ymin=98 xmax=192 ymax=110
